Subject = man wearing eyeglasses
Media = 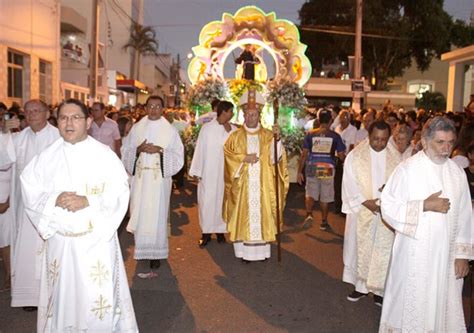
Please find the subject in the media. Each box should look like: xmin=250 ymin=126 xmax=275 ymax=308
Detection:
xmin=0 ymin=99 xmax=59 ymax=312
xmin=121 ymin=95 xmax=184 ymax=278
xmin=20 ymin=98 xmax=138 ymax=331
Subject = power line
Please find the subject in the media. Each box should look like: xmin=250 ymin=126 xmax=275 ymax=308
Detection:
xmin=301 ymin=26 xmax=413 ymax=41
xmin=106 ymin=0 xmax=132 ymax=30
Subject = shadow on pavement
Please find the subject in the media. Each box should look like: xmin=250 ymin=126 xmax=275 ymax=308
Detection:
xmin=206 ymin=244 xmax=381 ymax=332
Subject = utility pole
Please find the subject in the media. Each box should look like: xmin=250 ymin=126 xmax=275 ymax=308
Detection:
xmin=175 ymin=53 xmax=181 ymax=108
xmin=90 ymin=0 xmax=100 ymax=102
xmin=352 ymin=0 xmax=363 ymax=111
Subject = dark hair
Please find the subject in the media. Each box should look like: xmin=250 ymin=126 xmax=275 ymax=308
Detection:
xmin=405 ymin=110 xmax=417 ymax=122
xmin=117 ymin=116 xmax=133 ymax=137
xmin=48 ymin=116 xmax=58 ymax=127
xmin=107 ymin=111 xmax=118 ymax=120
xmin=216 ymin=101 xmax=234 ymax=117
xmin=58 ymin=98 xmax=90 ymax=117
xmin=211 ymin=99 xmax=221 ymax=110
xmin=368 ymin=120 xmax=391 ymax=136
xmin=92 ymin=102 xmax=105 ymax=110
xmin=457 ymin=121 xmax=474 ymax=152
xmin=0 ymin=102 xmax=7 ymax=111
xmin=146 ymin=95 xmax=164 ymax=107
xmin=318 ymin=109 xmax=332 ymax=124
xmin=387 ymin=112 xmax=399 ymax=120
xmin=24 ymin=99 xmax=48 ymax=112
xmin=467 ymin=143 xmax=474 ymax=155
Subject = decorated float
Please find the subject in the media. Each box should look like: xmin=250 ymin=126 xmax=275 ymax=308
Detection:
xmin=184 ymin=6 xmax=312 ymax=181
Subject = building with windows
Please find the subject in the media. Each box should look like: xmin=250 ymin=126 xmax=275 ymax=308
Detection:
xmin=0 ymin=0 xmax=61 ymax=107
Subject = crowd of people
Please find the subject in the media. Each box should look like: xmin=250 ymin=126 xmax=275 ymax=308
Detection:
xmin=0 ymin=93 xmax=473 ymax=331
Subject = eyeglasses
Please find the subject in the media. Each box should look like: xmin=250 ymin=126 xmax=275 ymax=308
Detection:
xmin=58 ymin=114 xmax=87 ymax=123
xmin=147 ymin=104 xmax=162 ymax=110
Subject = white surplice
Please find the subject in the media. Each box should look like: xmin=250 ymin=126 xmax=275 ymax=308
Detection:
xmin=0 ymin=165 xmax=12 ymax=248
xmin=189 ymin=119 xmax=236 ymax=234
xmin=122 ymin=116 xmax=184 ymax=260
xmin=0 ymin=132 xmax=16 ymax=169
xmin=380 ymin=151 xmax=473 ymax=332
xmin=3 ymin=124 xmax=60 ymax=307
xmin=342 ymin=144 xmax=389 ymax=295
xmin=21 ymin=136 xmax=138 ymax=332
xmin=335 ymin=123 xmax=358 ymax=152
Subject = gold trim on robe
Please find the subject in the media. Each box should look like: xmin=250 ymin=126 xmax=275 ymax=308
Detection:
xmin=223 ymin=127 xmax=289 ymax=242
xmin=352 ymin=140 xmax=401 ymax=293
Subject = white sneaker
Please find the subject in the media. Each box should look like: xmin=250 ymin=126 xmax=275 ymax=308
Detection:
xmin=137 ymin=271 xmax=158 ymax=279
xmin=302 ymin=215 xmax=314 ymax=229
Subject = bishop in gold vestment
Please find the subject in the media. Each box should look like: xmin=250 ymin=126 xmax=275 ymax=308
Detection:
xmin=223 ymin=105 xmax=288 ymax=261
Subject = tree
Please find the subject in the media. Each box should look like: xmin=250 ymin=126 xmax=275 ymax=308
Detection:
xmin=299 ymin=0 xmax=474 ymax=90
xmin=416 ymin=91 xmax=446 ymax=112
xmin=122 ymin=23 xmax=159 ymax=81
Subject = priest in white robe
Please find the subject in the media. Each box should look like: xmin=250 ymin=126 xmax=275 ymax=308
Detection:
xmin=223 ymin=91 xmax=289 ymax=262
xmin=0 ymin=100 xmax=60 ymax=309
xmin=380 ymin=117 xmax=473 ymax=332
xmin=0 ymin=113 xmax=13 ymax=291
xmin=391 ymin=123 xmax=414 ymax=161
xmin=122 ymin=96 xmax=184 ymax=276
xmin=342 ymin=121 xmax=401 ymax=306
xmin=189 ymin=101 xmax=236 ymax=247
xmin=0 ymin=151 xmax=13 ymax=292
xmin=21 ymin=99 xmax=138 ymax=332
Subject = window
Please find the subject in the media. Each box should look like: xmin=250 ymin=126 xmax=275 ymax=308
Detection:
xmin=408 ymin=81 xmax=433 ymax=99
xmin=39 ymin=60 xmax=47 ymax=101
xmin=7 ymin=50 xmax=24 ymax=98
xmin=65 ymin=89 xmax=72 ymax=99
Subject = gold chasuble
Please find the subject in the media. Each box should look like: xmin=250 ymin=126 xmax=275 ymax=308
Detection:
xmin=223 ymin=127 xmax=289 ymax=242
xmin=352 ymin=140 xmax=401 ymax=293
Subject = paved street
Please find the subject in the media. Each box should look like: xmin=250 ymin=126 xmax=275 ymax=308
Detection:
xmin=1 ymin=182 xmax=385 ymax=332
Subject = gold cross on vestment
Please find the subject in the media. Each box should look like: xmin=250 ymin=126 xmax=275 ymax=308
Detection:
xmin=90 ymin=261 xmax=109 ymax=287
xmin=91 ymin=294 xmax=112 ymax=320
xmin=49 ymin=259 xmax=59 ymax=285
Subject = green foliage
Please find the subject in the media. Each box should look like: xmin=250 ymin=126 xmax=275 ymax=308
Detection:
xmin=416 ymin=91 xmax=446 ymax=112
xmin=281 ymin=127 xmax=305 ymax=156
xmin=450 ymin=19 xmax=474 ymax=47
xmin=123 ymin=23 xmax=159 ymax=56
xmin=299 ymin=0 xmax=473 ymax=90
xmin=266 ymin=79 xmax=308 ymax=110
xmin=123 ymin=23 xmax=159 ymax=80
xmin=185 ymin=78 xmax=227 ymax=111
xmin=181 ymin=125 xmax=201 ymax=162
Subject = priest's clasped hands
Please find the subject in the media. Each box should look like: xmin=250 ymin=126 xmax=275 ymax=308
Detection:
xmin=55 ymin=192 xmax=89 ymax=212
xmin=137 ymin=139 xmax=163 ymax=154
xmin=243 ymin=153 xmax=259 ymax=164
xmin=362 ymin=199 xmax=380 ymax=215
xmin=423 ymin=190 xmax=451 ymax=213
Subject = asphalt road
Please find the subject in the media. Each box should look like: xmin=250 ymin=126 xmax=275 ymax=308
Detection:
xmin=1 ymin=182 xmax=386 ymax=332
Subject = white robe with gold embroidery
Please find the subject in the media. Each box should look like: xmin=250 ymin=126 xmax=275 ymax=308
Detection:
xmin=1 ymin=124 xmax=60 ymax=307
xmin=380 ymin=151 xmax=473 ymax=332
xmin=20 ymin=137 xmax=137 ymax=332
xmin=342 ymin=140 xmax=400 ymax=295
xmin=122 ymin=116 xmax=184 ymax=260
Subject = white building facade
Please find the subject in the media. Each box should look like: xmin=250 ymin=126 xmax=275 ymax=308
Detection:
xmin=0 ymin=0 xmax=61 ymax=107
